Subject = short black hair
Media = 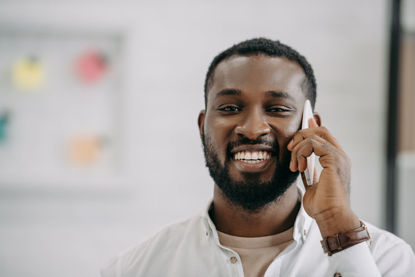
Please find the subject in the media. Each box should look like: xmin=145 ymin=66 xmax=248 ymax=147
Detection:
xmin=204 ymin=37 xmax=317 ymax=109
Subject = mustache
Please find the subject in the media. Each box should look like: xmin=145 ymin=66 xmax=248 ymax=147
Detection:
xmin=226 ymin=136 xmax=278 ymax=155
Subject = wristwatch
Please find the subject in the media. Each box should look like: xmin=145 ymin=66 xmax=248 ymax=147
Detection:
xmin=321 ymin=221 xmax=371 ymax=256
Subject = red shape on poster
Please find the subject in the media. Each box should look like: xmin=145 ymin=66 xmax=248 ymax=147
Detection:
xmin=75 ymin=50 xmax=107 ymax=84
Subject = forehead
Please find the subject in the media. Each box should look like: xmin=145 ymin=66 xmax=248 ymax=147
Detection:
xmin=209 ymin=55 xmax=306 ymax=100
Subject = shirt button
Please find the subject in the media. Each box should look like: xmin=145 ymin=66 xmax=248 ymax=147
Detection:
xmin=303 ymin=230 xmax=307 ymax=236
xmin=333 ymin=273 xmax=342 ymax=277
xmin=230 ymin=256 xmax=238 ymax=264
xmin=205 ymin=231 xmax=209 ymax=236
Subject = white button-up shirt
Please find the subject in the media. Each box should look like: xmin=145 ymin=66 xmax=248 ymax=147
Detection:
xmin=102 ymin=188 xmax=415 ymax=276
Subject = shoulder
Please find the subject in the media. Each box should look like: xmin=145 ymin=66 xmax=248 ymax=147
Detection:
xmin=101 ymin=215 xmax=206 ymax=277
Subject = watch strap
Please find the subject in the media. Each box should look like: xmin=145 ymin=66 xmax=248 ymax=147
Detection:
xmin=321 ymin=221 xmax=371 ymax=256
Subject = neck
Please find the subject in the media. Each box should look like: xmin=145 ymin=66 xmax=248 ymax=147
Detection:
xmin=212 ymin=183 xmax=301 ymax=237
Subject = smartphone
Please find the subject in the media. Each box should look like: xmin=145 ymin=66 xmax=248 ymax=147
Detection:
xmin=301 ymin=99 xmax=315 ymax=186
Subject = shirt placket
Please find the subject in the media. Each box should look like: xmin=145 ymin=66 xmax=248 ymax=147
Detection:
xmin=224 ymin=249 xmax=244 ymax=277
xmin=264 ymin=204 xmax=311 ymax=276
xmin=204 ymin=221 xmax=244 ymax=277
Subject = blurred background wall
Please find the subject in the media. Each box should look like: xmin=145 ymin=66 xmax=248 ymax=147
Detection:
xmin=0 ymin=0 xmax=413 ymax=276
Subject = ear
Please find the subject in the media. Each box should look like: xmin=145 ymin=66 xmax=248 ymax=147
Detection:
xmin=198 ymin=110 xmax=206 ymax=138
xmin=313 ymin=112 xmax=322 ymax=126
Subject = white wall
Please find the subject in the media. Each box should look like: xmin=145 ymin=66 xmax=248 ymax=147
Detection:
xmin=0 ymin=1 xmax=390 ymax=276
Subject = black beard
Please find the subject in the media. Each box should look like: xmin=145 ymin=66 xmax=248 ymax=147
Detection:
xmin=202 ymin=133 xmax=299 ymax=212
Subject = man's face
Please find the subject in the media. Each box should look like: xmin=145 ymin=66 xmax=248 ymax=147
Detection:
xmin=199 ymin=55 xmax=307 ymax=211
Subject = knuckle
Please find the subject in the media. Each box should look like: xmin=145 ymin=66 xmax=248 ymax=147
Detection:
xmin=323 ymin=142 xmax=332 ymax=151
xmin=309 ymin=137 xmax=319 ymax=145
xmin=294 ymin=132 xmax=304 ymax=141
xmin=319 ymin=126 xmax=328 ymax=132
xmin=303 ymin=137 xmax=311 ymax=144
xmin=310 ymin=134 xmax=319 ymax=140
xmin=290 ymin=134 xmax=299 ymax=144
xmin=296 ymin=150 xmax=306 ymax=159
xmin=291 ymin=151 xmax=297 ymax=160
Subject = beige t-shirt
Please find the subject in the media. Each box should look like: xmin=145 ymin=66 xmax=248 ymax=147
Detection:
xmin=217 ymin=227 xmax=294 ymax=277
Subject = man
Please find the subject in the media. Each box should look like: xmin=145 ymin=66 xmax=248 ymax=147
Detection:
xmin=102 ymin=38 xmax=415 ymax=276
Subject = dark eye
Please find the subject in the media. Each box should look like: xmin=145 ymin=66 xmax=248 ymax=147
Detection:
xmin=218 ymin=105 xmax=241 ymax=113
xmin=266 ymin=106 xmax=292 ymax=113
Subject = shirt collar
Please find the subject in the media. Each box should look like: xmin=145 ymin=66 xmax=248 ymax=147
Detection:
xmin=202 ymin=179 xmax=313 ymax=243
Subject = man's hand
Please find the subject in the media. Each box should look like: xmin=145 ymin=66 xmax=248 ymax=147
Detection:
xmin=287 ymin=118 xmax=360 ymax=237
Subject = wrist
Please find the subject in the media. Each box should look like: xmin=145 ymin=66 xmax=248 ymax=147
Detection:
xmin=315 ymin=208 xmax=360 ymax=238
xmin=321 ymin=221 xmax=371 ymax=256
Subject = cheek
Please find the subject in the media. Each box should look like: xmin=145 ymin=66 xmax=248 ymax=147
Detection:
xmin=204 ymin=116 xmax=234 ymax=160
xmin=274 ymin=117 xmax=302 ymax=157
xmin=205 ymin=114 xmax=235 ymax=139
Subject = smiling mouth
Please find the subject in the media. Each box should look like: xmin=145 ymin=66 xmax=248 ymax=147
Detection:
xmin=231 ymin=149 xmax=275 ymax=173
xmin=233 ymin=151 xmax=271 ymax=163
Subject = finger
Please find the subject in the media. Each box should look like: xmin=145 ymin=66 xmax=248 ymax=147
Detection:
xmin=292 ymin=137 xmax=338 ymax=171
xmin=287 ymin=132 xmax=305 ymax=151
xmin=290 ymin=135 xmax=326 ymax=172
xmin=309 ymin=117 xmax=318 ymax=128
xmin=301 ymin=171 xmax=308 ymax=188
xmin=288 ymin=126 xmax=341 ymax=151
xmin=287 ymin=126 xmax=342 ymax=151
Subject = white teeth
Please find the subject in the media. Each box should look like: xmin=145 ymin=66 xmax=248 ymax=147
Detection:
xmin=233 ymin=151 xmax=271 ymax=161
xmin=245 ymin=152 xmax=252 ymax=160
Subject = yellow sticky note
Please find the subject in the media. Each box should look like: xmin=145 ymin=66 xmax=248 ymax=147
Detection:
xmin=12 ymin=57 xmax=45 ymax=90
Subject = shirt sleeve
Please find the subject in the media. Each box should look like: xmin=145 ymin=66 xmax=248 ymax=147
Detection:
xmin=375 ymin=242 xmax=415 ymax=276
xmin=326 ymin=240 xmax=415 ymax=277
xmin=327 ymin=242 xmax=381 ymax=277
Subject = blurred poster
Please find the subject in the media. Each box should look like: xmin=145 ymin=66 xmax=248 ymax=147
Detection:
xmin=75 ymin=50 xmax=108 ymax=84
xmin=12 ymin=56 xmax=45 ymax=91
xmin=0 ymin=29 xmax=122 ymax=187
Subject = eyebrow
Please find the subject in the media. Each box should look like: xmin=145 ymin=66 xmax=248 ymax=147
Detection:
xmin=266 ymin=90 xmax=294 ymax=100
xmin=215 ymin=89 xmax=242 ymax=99
xmin=214 ymin=89 xmax=294 ymax=100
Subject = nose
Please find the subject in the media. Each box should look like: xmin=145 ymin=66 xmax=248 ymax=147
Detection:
xmin=235 ymin=108 xmax=271 ymax=140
